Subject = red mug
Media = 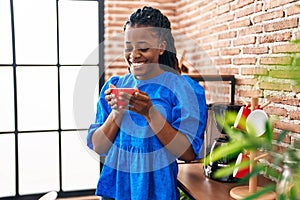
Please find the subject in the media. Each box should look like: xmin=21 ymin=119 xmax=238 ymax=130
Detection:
xmin=233 ymin=153 xmax=250 ymax=179
xmin=255 ymin=105 xmax=261 ymax=110
xmin=110 ymin=88 xmax=136 ymax=106
xmin=234 ymin=105 xmax=251 ymax=131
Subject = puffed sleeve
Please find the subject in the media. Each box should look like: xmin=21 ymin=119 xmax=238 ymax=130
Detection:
xmin=170 ymin=75 xmax=207 ymax=160
xmin=86 ymin=76 xmax=120 ymax=150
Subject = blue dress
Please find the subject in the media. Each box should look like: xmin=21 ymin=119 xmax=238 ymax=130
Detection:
xmin=87 ymin=72 xmax=207 ymax=200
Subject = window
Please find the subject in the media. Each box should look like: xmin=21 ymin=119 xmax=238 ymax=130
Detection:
xmin=0 ymin=0 xmax=104 ymax=198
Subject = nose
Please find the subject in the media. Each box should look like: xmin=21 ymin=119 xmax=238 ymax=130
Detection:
xmin=130 ymin=48 xmax=141 ymax=59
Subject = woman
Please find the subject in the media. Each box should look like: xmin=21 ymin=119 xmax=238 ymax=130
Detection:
xmin=87 ymin=6 xmax=207 ymax=200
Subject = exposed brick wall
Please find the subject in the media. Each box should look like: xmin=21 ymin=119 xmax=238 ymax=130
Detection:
xmin=104 ymin=0 xmax=300 ymax=151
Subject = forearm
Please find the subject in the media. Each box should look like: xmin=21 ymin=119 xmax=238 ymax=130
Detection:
xmin=92 ymin=111 xmax=123 ymax=155
xmin=145 ymin=108 xmax=196 ymax=162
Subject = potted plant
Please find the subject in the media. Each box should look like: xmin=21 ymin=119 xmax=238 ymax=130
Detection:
xmin=205 ymin=111 xmax=300 ymax=199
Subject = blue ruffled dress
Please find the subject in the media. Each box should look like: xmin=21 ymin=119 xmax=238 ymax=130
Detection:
xmin=87 ymin=72 xmax=207 ymax=200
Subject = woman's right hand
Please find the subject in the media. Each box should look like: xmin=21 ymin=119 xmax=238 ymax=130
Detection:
xmin=104 ymin=84 xmax=125 ymax=125
xmin=92 ymin=84 xmax=123 ymax=154
xmin=105 ymin=85 xmax=117 ymax=109
xmin=105 ymin=84 xmax=124 ymax=114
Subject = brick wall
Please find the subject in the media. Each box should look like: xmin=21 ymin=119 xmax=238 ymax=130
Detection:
xmin=104 ymin=0 xmax=300 ymax=149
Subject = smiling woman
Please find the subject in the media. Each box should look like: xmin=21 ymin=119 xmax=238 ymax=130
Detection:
xmin=87 ymin=6 xmax=208 ymax=200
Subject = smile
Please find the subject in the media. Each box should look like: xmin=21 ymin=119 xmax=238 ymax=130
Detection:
xmin=130 ymin=62 xmax=146 ymax=69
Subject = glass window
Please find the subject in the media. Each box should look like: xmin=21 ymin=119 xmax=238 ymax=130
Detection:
xmin=59 ymin=1 xmax=98 ymax=65
xmin=0 ymin=67 xmax=14 ymax=132
xmin=17 ymin=67 xmax=58 ymax=131
xmin=60 ymin=66 xmax=99 ymax=130
xmin=0 ymin=0 xmax=102 ymax=198
xmin=18 ymin=132 xmax=60 ymax=195
xmin=61 ymin=131 xmax=99 ymax=191
xmin=0 ymin=134 xmax=16 ymax=197
xmin=0 ymin=0 xmax=13 ymax=64
xmin=13 ymin=0 xmax=57 ymax=64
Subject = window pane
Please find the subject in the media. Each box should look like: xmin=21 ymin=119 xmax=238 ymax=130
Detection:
xmin=59 ymin=1 xmax=98 ymax=65
xmin=0 ymin=0 xmax=12 ymax=64
xmin=61 ymin=131 xmax=99 ymax=191
xmin=13 ymin=0 xmax=57 ymax=64
xmin=17 ymin=67 xmax=58 ymax=131
xmin=19 ymin=132 xmax=59 ymax=195
xmin=0 ymin=67 xmax=14 ymax=132
xmin=60 ymin=66 xmax=99 ymax=130
xmin=0 ymin=134 xmax=16 ymax=197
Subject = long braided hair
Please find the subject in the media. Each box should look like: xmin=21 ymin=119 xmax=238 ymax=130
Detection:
xmin=123 ymin=6 xmax=181 ymax=74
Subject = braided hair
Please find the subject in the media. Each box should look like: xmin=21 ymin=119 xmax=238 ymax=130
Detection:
xmin=123 ymin=6 xmax=181 ymax=74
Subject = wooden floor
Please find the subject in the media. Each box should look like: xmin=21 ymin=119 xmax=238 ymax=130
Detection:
xmin=57 ymin=196 xmax=100 ymax=200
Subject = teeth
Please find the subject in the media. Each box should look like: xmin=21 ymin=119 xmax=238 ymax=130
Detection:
xmin=132 ymin=62 xmax=144 ymax=66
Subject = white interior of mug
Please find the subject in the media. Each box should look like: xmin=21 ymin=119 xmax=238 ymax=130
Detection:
xmin=246 ymin=109 xmax=268 ymax=137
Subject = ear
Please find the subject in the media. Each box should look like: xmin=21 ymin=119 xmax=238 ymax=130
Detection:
xmin=159 ymin=41 xmax=166 ymax=55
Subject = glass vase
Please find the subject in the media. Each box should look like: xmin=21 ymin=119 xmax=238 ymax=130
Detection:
xmin=276 ymin=151 xmax=300 ymax=200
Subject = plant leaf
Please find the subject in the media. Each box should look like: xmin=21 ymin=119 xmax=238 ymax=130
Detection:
xmin=204 ymin=140 xmax=248 ymax=165
xmin=265 ymin=120 xmax=273 ymax=150
xmin=277 ymin=130 xmax=289 ymax=144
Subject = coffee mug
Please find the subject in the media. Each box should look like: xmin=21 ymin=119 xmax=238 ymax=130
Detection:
xmin=110 ymin=88 xmax=136 ymax=106
xmin=233 ymin=153 xmax=250 ymax=179
xmin=234 ymin=105 xmax=251 ymax=131
xmin=246 ymin=109 xmax=268 ymax=137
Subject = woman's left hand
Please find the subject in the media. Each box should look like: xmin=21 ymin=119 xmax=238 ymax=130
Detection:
xmin=120 ymin=90 xmax=153 ymax=117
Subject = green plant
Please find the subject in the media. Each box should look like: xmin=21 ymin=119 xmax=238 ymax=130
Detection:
xmin=204 ymin=111 xmax=300 ymax=199
xmin=179 ymin=188 xmax=190 ymax=200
